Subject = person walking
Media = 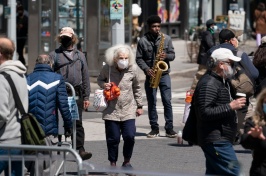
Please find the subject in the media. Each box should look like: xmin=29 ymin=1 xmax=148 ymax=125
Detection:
xmin=208 ymin=29 xmax=259 ymax=141
xmin=26 ymin=54 xmax=73 ymax=175
xmin=190 ymin=19 xmax=216 ymax=90
xmin=49 ymin=27 xmax=92 ymax=160
xmin=136 ymin=15 xmax=177 ymax=138
xmin=254 ymin=2 xmax=266 ymax=46
xmin=0 ymin=38 xmax=28 ymax=176
xmin=194 ymin=48 xmax=245 ymax=176
xmin=16 ymin=5 xmax=28 ymax=65
xmin=241 ymin=88 xmax=266 ymax=176
xmin=253 ymin=36 xmax=266 ymax=97
xmin=26 ymin=54 xmax=72 ymax=140
xmin=97 ymin=44 xmax=143 ymax=168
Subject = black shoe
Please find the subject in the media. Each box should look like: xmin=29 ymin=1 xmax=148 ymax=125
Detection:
xmin=166 ymin=129 xmax=177 ymax=138
xmin=122 ymin=163 xmax=135 ymax=176
xmin=79 ymin=151 xmax=92 ymax=160
xmin=147 ymin=129 xmax=160 ymax=138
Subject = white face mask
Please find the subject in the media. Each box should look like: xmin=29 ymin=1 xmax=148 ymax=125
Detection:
xmin=223 ymin=65 xmax=234 ymax=78
xmin=117 ymin=59 xmax=129 ymax=69
xmin=212 ymin=25 xmax=218 ymax=31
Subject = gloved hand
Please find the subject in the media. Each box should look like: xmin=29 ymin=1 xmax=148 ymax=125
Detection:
xmin=64 ymin=127 xmax=72 ymax=138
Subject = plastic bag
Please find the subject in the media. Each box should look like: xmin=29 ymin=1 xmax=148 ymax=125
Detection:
xmin=93 ymin=89 xmax=108 ymax=111
xmin=68 ymin=96 xmax=79 ymax=120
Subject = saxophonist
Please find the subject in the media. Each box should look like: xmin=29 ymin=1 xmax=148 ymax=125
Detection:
xmin=136 ymin=15 xmax=177 ymax=138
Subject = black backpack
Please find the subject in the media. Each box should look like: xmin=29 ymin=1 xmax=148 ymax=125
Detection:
xmin=1 ymin=72 xmax=46 ymax=145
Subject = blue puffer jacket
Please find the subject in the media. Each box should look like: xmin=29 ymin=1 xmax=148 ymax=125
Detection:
xmin=27 ymin=64 xmax=72 ymax=136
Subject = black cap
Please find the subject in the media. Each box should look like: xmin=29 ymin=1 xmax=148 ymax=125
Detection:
xmin=147 ymin=15 xmax=161 ymax=26
xmin=219 ymin=29 xmax=235 ymax=43
xmin=206 ymin=19 xmax=216 ymax=28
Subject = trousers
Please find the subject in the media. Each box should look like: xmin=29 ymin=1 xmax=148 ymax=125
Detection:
xmin=145 ymin=74 xmax=173 ymax=131
xmin=105 ymin=119 xmax=136 ymax=163
xmin=201 ymin=141 xmax=240 ymax=176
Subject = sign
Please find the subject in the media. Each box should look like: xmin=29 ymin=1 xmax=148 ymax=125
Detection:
xmin=110 ymin=0 xmax=123 ymax=20
xmin=228 ymin=10 xmax=245 ymax=30
xmin=4 ymin=6 xmax=10 ymax=18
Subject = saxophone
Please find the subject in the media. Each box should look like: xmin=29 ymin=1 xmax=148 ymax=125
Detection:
xmin=150 ymin=33 xmax=168 ymax=88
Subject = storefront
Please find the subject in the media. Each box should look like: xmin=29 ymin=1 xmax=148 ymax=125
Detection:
xmin=28 ymin=0 xmax=132 ymax=76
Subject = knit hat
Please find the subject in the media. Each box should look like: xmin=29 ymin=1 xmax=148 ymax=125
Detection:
xmin=147 ymin=15 xmax=161 ymax=25
xmin=206 ymin=19 xmax=216 ymax=28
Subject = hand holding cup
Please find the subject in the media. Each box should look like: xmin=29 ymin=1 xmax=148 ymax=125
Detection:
xmin=230 ymin=93 xmax=246 ymax=110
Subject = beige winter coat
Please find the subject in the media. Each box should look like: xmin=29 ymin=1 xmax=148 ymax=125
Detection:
xmin=97 ymin=64 xmax=143 ymax=121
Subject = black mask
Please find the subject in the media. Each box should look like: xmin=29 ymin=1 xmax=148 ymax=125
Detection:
xmin=61 ymin=37 xmax=72 ymax=48
xmin=18 ymin=12 xmax=23 ymax=17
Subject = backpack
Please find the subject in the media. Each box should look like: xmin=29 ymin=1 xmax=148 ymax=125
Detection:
xmin=230 ymin=51 xmax=255 ymax=97
xmin=1 ymin=72 xmax=46 ymax=145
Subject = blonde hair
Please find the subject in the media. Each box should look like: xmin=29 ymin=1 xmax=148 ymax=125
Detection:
xmin=253 ymin=88 xmax=266 ymax=126
xmin=105 ymin=44 xmax=135 ymax=66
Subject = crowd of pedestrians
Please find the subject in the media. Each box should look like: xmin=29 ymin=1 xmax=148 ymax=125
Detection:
xmin=2 ymin=10 xmax=266 ymax=175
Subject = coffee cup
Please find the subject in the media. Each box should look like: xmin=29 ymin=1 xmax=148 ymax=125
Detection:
xmin=236 ymin=93 xmax=246 ymax=99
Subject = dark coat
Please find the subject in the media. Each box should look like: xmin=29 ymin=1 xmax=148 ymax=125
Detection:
xmin=27 ymin=64 xmax=72 ymax=136
xmin=194 ymin=71 xmax=237 ymax=146
xmin=241 ymin=118 xmax=266 ymax=176
xmin=136 ymin=32 xmax=175 ymax=75
xmin=197 ymin=29 xmax=215 ymax=65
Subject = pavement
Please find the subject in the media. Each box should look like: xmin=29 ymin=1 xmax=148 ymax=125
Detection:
xmin=19 ymin=38 xmax=258 ymax=175
xmin=78 ymin=38 xmax=258 ymax=175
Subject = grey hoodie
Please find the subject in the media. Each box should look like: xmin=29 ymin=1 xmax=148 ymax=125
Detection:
xmin=0 ymin=60 xmax=28 ymax=144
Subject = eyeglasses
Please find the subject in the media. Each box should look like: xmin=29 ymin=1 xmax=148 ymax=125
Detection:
xmin=222 ymin=61 xmax=233 ymax=66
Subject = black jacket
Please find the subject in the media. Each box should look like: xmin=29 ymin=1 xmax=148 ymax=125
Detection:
xmin=241 ymin=118 xmax=266 ymax=176
xmin=197 ymin=29 xmax=215 ymax=65
xmin=136 ymin=32 xmax=175 ymax=75
xmin=194 ymin=71 xmax=237 ymax=146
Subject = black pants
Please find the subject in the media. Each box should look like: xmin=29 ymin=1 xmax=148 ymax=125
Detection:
xmin=76 ymin=95 xmax=85 ymax=151
xmin=17 ymin=38 xmax=26 ymax=65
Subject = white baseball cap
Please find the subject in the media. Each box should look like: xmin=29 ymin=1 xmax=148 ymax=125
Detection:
xmin=211 ymin=48 xmax=241 ymax=62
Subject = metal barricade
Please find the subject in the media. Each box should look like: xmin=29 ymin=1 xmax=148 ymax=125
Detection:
xmin=0 ymin=144 xmax=87 ymax=176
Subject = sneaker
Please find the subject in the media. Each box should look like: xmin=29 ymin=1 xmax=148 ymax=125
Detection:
xmin=79 ymin=151 xmax=92 ymax=160
xmin=122 ymin=163 xmax=135 ymax=176
xmin=147 ymin=130 xmax=159 ymax=138
xmin=166 ymin=129 xmax=177 ymax=138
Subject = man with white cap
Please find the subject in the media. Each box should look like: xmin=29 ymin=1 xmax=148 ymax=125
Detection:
xmin=193 ymin=48 xmax=246 ymax=175
xmin=49 ymin=27 xmax=92 ymax=160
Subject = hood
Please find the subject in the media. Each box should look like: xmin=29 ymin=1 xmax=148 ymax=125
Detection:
xmin=0 ymin=60 xmax=27 ymax=74
xmin=207 ymin=43 xmax=237 ymax=57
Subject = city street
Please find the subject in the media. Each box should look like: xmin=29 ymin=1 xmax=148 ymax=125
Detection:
xmin=55 ymin=39 xmax=255 ymax=175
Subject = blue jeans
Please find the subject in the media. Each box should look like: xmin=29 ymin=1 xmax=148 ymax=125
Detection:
xmin=145 ymin=74 xmax=173 ymax=131
xmin=201 ymin=141 xmax=240 ymax=176
xmin=0 ymin=148 xmax=22 ymax=176
xmin=105 ymin=119 xmax=136 ymax=163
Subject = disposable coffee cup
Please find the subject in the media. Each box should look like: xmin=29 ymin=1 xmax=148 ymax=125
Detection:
xmin=236 ymin=93 xmax=246 ymax=99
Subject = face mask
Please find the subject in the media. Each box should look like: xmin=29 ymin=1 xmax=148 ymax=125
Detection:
xmin=18 ymin=12 xmax=23 ymax=16
xmin=212 ymin=25 xmax=218 ymax=31
xmin=263 ymin=103 xmax=266 ymax=114
xmin=223 ymin=64 xmax=234 ymax=78
xmin=61 ymin=37 xmax=72 ymax=48
xmin=117 ymin=59 xmax=129 ymax=69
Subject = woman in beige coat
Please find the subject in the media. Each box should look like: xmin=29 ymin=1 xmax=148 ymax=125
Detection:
xmin=97 ymin=44 xmax=143 ymax=168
